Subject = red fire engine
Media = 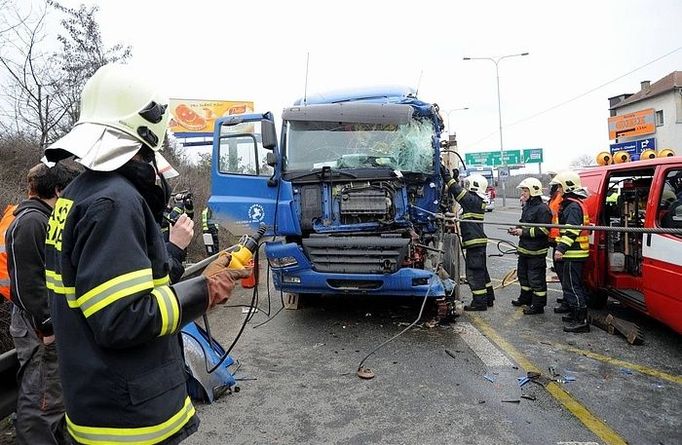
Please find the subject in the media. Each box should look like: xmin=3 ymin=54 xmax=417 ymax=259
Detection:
xmin=579 ymin=151 xmax=682 ymax=334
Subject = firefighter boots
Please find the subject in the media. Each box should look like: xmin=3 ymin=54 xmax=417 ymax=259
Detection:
xmin=563 ymin=309 xmax=590 ymax=333
xmin=554 ymin=303 xmax=571 ymax=314
xmin=523 ymin=305 xmax=545 ymax=315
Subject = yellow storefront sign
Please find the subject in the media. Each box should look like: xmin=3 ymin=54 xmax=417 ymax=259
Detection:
xmin=169 ymin=99 xmax=254 ymax=135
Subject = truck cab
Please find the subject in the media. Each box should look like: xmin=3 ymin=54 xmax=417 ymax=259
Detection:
xmin=579 ymin=156 xmax=682 ymax=333
xmin=208 ymin=87 xmax=449 ymax=299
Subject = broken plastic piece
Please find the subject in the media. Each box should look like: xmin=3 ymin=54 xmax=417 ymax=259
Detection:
xmin=483 ymin=374 xmax=496 ymax=383
xmin=517 ymin=377 xmax=530 ymax=387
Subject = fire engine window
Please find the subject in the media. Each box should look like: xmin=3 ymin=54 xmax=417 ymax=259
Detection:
xmin=659 ymin=169 xmax=682 ymax=231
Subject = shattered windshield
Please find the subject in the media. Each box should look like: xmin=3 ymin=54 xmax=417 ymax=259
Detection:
xmin=284 ymin=118 xmax=436 ymax=174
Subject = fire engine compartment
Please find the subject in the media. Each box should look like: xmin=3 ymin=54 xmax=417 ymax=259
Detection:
xmin=602 ymin=172 xmax=653 ymax=285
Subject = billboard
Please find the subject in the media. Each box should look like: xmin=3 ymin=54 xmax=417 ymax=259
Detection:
xmin=169 ymin=99 xmax=254 ymax=137
xmin=607 ymin=108 xmax=655 ymax=140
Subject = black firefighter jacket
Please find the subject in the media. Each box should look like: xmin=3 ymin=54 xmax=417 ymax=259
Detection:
xmin=517 ymin=196 xmax=553 ymax=256
xmin=45 ymin=170 xmax=206 ymax=444
xmin=5 ymin=197 xmax=54 ymax=336
xmin=447 ymin=181 xmax=488 ymax=249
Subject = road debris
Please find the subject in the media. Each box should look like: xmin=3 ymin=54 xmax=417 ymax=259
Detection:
xmin=587 ymin=311 xmax=644 ymax=345
xmin=520 ymin=394 xmax=536 ymax=401
xmin=501 ymin=399 xmax=521 ymax=404
xmin=483 ymin=374 xmax=496 ymax=383
xmin=357 ymin=367 xmax=375 ymax=380
xmin=517 ymin=376 xmax=531 ymax=387
xmin=444 ymin=349 xmax=459 ymax=360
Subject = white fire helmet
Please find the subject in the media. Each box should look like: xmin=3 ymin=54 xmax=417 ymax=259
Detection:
xmin=517 ymin=177 xmax=543 ymax=197
xmin=464 ymin=174 xmax=488 ymax=199
xmin=45 ymin=64 xmax=172 ymax=173
xmin=549 ymin=171 xmax=582 ymax=193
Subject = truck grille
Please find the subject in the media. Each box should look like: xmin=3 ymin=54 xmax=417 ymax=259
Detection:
xmin=302 ymin=235 xmax=410 ymax=274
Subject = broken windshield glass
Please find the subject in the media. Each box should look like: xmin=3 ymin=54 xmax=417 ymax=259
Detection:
xmin=285 ymin=117 xmax=435 ymax=174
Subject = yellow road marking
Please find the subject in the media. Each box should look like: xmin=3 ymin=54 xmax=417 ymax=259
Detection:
xmin=553 ymin=343 xmax=682 ymax=385
xmin=470 ymin=316 xmax=628 ymax=445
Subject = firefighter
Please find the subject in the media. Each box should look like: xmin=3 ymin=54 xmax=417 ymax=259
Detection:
xmin=6 ymin=163 xmax=80 ymax=445
xmin=43 ymin=64 xmax=250 ymax=445
xmin=201 ymin=206 xmax=220 ymax=255
xmin=508 ymin=178 xmax=552 ymax=314
xmin=550 ymin=171 xmax=591 ymax=333
xmin=443 ymin=168 xmax=495 ymax=310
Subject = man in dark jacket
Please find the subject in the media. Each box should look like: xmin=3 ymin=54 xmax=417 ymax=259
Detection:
xmin=550 ymin=171 xmax=591 ymax=333
xmin=444 ymin=169 xmax=495 ymax=311
xmin=508 ymin=177 xmax=552 ymax=314
xmin=6 ymin=162 xmax=80 ymax=444
xmin=43 ymin=64 xmax=249 ymax=445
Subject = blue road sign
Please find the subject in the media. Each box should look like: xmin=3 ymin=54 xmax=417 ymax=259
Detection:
xmin=610 ymin=137 xmax=656 ymax=160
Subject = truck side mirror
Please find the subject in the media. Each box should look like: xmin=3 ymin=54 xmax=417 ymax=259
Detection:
xmin=261 ymin=119 xmax=277 ymax=150
xmin=266 ymin=152 xmax=276 ymax=167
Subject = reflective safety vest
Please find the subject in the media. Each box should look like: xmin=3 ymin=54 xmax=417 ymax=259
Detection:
xmin=0 ymin=204 xmax=17 ymax=300
xmin=558 ymin=197 xmax=590 ymax=260
xmin=548 ymin=194 xmax=562 ymax=242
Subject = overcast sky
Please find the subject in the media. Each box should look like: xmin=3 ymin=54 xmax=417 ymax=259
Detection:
xmin=54 ymin=0 xmax=682 ymax=171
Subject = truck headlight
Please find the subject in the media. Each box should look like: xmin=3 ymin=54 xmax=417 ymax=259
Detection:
xmin=268 ymin=256 xmax=298 ymax=268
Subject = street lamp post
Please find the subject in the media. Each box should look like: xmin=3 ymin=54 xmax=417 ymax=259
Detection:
xmin=444 ymin=107 xmax=468 ymax=172
xmin=463 ymin=52 xmax=529 ymax=207
xmin=446 ymin=107 xmax=469 ymax=136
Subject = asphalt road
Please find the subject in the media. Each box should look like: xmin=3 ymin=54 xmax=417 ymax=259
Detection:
xmin=186 ymin=200 xmax=681 ymax=445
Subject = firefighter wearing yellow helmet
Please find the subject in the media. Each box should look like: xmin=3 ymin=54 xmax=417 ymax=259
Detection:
xmin=508 ymin=177 xmax=552 ymax=314
xmin=549 ymin=171 xmax=591 ymax=333
xmin=443 ymin=169 xmax=495 ymax=310
xmin=43 ymin=64 xmax=250 ymax=444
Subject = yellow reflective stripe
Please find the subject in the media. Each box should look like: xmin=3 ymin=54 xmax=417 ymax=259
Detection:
xmin=153 ymin=286 xmax=180 ymax=336
xmin=485 ymin=282 xmax=492 ymax=287
xmin=520 ymin=286 xmax=531 ymax=291
xmin=153 ymin=275 xmax=170 ymax=287
xmin=66 ymin=396 xmax=195 ymax=445
xmin=455 ymin=189 xmax=467 ymax=201
xmin=472 ymin=289 xmax=487 ymax=295
xmin=558 ymin=236 xmax=574 ymax=247
xmin=462 ymin=238 xmax=488 ymax=247
xmin=566 ymin=229 xmax=581 ymax=236
xmin=45 ymin=270 xmax=77 ymax=306
xmin=79 ymin=269 xmax=154 ymax=318
xmin=517 ymin=246 xmax=548 ymax=255
xmin=533 ymin=291 xmax=547 ymax=297
xmin=530 ymin=227 xmax=536 ymax=238
xmin=563 ymin=250 xmax=589 ymax=258
xmin=461 ymin=212 xmax=484 ymax=220
xmin=539 ymin=227 xmax=549 ymax=235
xmin=447 ymin=179 xmax=456 ymax=189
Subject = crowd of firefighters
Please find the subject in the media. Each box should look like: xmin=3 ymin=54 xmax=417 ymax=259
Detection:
xmin=0 ymin=62 xmax=595 ymax=445
xmin=443 ymin=168 xmax=592 ymax=333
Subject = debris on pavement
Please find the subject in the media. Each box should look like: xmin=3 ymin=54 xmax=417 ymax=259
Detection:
xmin=501 ymin=399 xmax=521 ymax=404
xmin=483 ymin=374 xmax=496 ymax=383
xmin=520 ymin=394 xmax=537 ymax=401
xmin=587 ymin=311 xmax=644 ymax=345
xmin=444 ymin=349 xmax=459 ymax=360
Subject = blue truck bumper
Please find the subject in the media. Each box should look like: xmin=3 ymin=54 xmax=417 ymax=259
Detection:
xmin=265 ymin=241 xmax=445 ymax=298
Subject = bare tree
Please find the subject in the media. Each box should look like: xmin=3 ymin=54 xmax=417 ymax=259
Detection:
xmin=570 ymin=153 xmax=596 ymax=169
xmin=0 ymin=1 xmax=132 ymax=147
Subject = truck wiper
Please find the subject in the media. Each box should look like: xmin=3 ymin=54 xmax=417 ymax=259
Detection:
xmin=285 ymin=166 xmax=357 ymax=181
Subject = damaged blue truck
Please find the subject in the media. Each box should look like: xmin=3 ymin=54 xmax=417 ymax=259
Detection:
xmin=209 ymin=87 xmax=460 ymax=302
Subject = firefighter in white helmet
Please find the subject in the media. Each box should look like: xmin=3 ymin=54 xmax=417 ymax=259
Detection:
xmin=443 ymin=169 xmax=495 ymax=310
xmin=508 ymin=177 xmax=552 ymax=314
xmin=550 ymin=171 xmax=591 ymax=333
xmin=43 ymin=64 xmax=250 ymax=444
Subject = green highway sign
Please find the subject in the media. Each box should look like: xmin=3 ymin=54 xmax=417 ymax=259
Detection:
xmin=523 ymin=148 xmax=543 ymax=164
xmin=464 ymin=150 xmax=521 ymax=167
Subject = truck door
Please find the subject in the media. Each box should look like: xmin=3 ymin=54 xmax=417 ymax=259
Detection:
xmin=642 ymin=167 xmax=682 ymax=332
xmin=209 ymin=113 xmax=280 ymax=235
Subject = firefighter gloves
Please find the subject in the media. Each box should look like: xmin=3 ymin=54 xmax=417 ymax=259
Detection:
xmin=202 ymin=253 xmax=252 ymax=308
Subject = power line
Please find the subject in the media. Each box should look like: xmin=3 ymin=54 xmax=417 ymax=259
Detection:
xmin=465 ymin=46 xmax=682 ymax=147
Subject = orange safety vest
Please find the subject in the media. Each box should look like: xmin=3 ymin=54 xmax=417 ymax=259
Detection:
xmin=548 ymin=193 xmax=563 ymax=241
xmin=0 ymin=204 xmax=17 ymax=300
